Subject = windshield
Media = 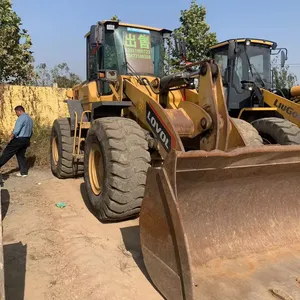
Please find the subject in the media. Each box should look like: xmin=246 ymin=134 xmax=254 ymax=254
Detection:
xmin=212 ymin=44 xmax=272 ymax=90
xmin=103 ymin=26 xmax=164 ymax=77
xmin=234 ymin=44 xmax=271 ymax=88
xmin=214 ymin=49 xmax=228 ymax=81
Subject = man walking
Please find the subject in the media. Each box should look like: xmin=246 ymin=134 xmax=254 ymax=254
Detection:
xmin=0 ymin=106 xmax=33 ymax=177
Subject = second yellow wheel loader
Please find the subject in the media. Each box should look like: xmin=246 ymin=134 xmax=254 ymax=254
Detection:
xmin=50 ymin=20 xmax=300 ymax=300
xmin=208 ymin=38 xmax=300 ymax=145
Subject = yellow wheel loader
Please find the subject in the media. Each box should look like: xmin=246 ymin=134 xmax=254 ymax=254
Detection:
xmin=208 ymin=38 xmax=300 ymax=145
xmin=50 ymin=20 xmax=300 ymax=299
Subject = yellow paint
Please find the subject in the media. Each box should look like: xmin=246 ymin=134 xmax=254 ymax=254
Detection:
xmin=85 ymin=20 xmax=170 ymax=38
xmin=210 ymin=38 xmax=275 ymax=50
xmin=263 ymin=89 xmax=300 ymax=127
xmin=237 ymin=107 xmax=278 ymax=119
xmin=291 ymin=86 xmax=300 ymax=97
xmin=0 ymin=84 xmax=69 ymax=135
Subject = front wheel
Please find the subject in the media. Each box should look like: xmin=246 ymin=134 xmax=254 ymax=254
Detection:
xmin=251 ymin=117 xmax=300 ymax=145
xmin=84 ymin=117 xmax=151 ymax=222
xmin=232 ymin=118 xmax=263 ymax=146
xmin=50 ymin=118 xmax=83 ymax=178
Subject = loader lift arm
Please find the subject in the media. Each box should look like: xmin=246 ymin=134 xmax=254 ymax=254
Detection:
xmin=123 ymin=61 xmax=245 ymax=159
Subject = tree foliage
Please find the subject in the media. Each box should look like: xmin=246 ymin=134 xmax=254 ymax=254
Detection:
xmin=0 ymin=0 xmax=34 ymax=84
xmin=111 ymin=15 xmax=120 ymax=21
xmin=166 ymin=0 xmax=217 ymax=72
xmin=272 ymin=57 xmax=298 ymax=91
xmin=34 ymin=62 xmax=81 ymax=88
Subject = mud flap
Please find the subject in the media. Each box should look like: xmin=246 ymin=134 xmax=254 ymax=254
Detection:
xmin=140 ymin=146 xmax=300 ymax=300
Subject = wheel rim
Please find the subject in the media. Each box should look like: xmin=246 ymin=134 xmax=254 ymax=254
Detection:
xmin=89 ymin=142 xmax=104 ymax=196
xmin=52 ymin=136 xmax=59 ymax=166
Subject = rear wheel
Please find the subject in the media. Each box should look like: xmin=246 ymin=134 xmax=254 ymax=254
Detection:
xmin=50 ymin=118 xmax=83 ymax=178
xmin=251 ymin=117 xmax=300 ymax=145
xmin=232 ymin=118 xmax=263 ymax=146
xmin=84 ymin=117 xmax=151 ymax=222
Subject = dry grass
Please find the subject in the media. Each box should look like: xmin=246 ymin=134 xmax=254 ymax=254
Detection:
xmin=27 ymin=121 xmax=51 ymax=166
xmin=0 ymin=121 xmax=51 ymax=169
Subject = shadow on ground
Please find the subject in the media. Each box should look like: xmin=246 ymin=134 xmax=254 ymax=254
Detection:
xmin=80 ymin=182 xmax=164 ymax=296
xmin=0 ymin=163 xmax=27 ymax=300
xmin=120 ymin=226 xmax=152 ymax=282
xmin=121 ymin=226 xmax=165 ymax=298
xmin=1 ymin=189 xmax=10 ymax=221
xmin=4 ymin=242 xmax=27 ymax=300
xmin=1 ymin=156 xmax=36 ymax=180
xmin=80 ymin=183 xmax=98 ymax=219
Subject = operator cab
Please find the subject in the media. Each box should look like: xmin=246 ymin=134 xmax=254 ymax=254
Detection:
xmin=85 ymin=20 xmax=171 ymax=95
xmin=209 ymin=38 xmax=287 ymax=115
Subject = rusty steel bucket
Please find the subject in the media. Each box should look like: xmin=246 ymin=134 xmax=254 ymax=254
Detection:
xmin=140 ymin=146 xmax=300 ymax=300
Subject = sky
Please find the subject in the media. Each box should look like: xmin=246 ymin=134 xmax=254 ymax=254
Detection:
xmin=12 ymin=0 xmax=300 ymax=81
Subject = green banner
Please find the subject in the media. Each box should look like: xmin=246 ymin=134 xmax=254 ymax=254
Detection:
xmin=123 ymin=31 xmax=154 ymax=74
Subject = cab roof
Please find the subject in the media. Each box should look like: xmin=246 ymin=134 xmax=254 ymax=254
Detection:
xmin=85 ymin=20 xmax=172 ymax=38
xmin=209 ymin=38 xmax=277 ymax=50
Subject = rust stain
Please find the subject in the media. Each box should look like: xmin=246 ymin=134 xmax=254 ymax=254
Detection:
xmin=164 ymin=108 xmax=194 ymax=136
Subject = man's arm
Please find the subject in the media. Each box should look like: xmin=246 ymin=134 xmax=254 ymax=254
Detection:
xmin=10 ymin=117 xmax=24 ymax=142
xmin=8 ymin=133 xmax=14 ymax=143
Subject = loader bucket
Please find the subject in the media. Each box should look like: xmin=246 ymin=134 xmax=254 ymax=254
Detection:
xmin=140 ymin=146 xmax=300 ymax=300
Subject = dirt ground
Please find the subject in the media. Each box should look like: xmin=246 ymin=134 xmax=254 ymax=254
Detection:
xmin=0 ymin=162 xmax=163 ymax=300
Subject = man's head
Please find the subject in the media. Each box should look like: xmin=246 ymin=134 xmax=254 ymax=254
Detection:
xmin=14 ymin=105 xmax=25 ymax=117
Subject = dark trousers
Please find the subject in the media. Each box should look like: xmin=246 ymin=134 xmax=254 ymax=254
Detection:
xmin=0 ymin=138 xmax=30 ymax=175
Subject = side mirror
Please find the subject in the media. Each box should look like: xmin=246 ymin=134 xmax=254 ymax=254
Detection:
xmin=90 ymin=24 xmax=104 ymax=46
xmin=224 ymin=68 xmax=229 ymax=86
xmin=280 ymin=50 xmax=287 ymax=68
xmin=228 ymin=40 xmax=236 ymax=60
xmin=206 ymin=49 xmax=212 ymax=58
xmin=174 ymin=36 xmax=187 ymax=59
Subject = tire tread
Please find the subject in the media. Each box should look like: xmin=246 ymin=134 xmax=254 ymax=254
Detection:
xmin=85 ymin=117 xmax=150 ymax=222
xmin=251 ymin=117 xmax=300 ymax=145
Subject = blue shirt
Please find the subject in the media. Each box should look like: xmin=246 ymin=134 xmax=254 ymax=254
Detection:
xmin=12 ymin=113 xmax=33 ymax=138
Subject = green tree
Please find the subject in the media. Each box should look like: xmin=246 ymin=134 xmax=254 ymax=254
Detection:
xmin=272 ymin=57 xmax=298 ymax=91
xmin=0 ymin=0 xmax=34 ymax=84
xmin=166 ymin=0 xmax=217 ymax=72
xmin=34 ymin=63 xmax=52 ymax=86
xmin=111 ymin=15 xmax=120 ymax=21
xmin=33 ymin=62 xmax=81 ymax=88
xmin=51 ymin=63 xmax=81 ymax=88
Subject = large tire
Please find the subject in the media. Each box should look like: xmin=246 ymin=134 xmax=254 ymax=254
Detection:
xmin=50 ymin=118 xmax=83 ymax=178
xmin=232 ymin=118 xmax=263 ymax=146
xmin=84 ymin=117 xmax=151 ymax=222
xmin=251 ymin=117 xmax=300 ymax=145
